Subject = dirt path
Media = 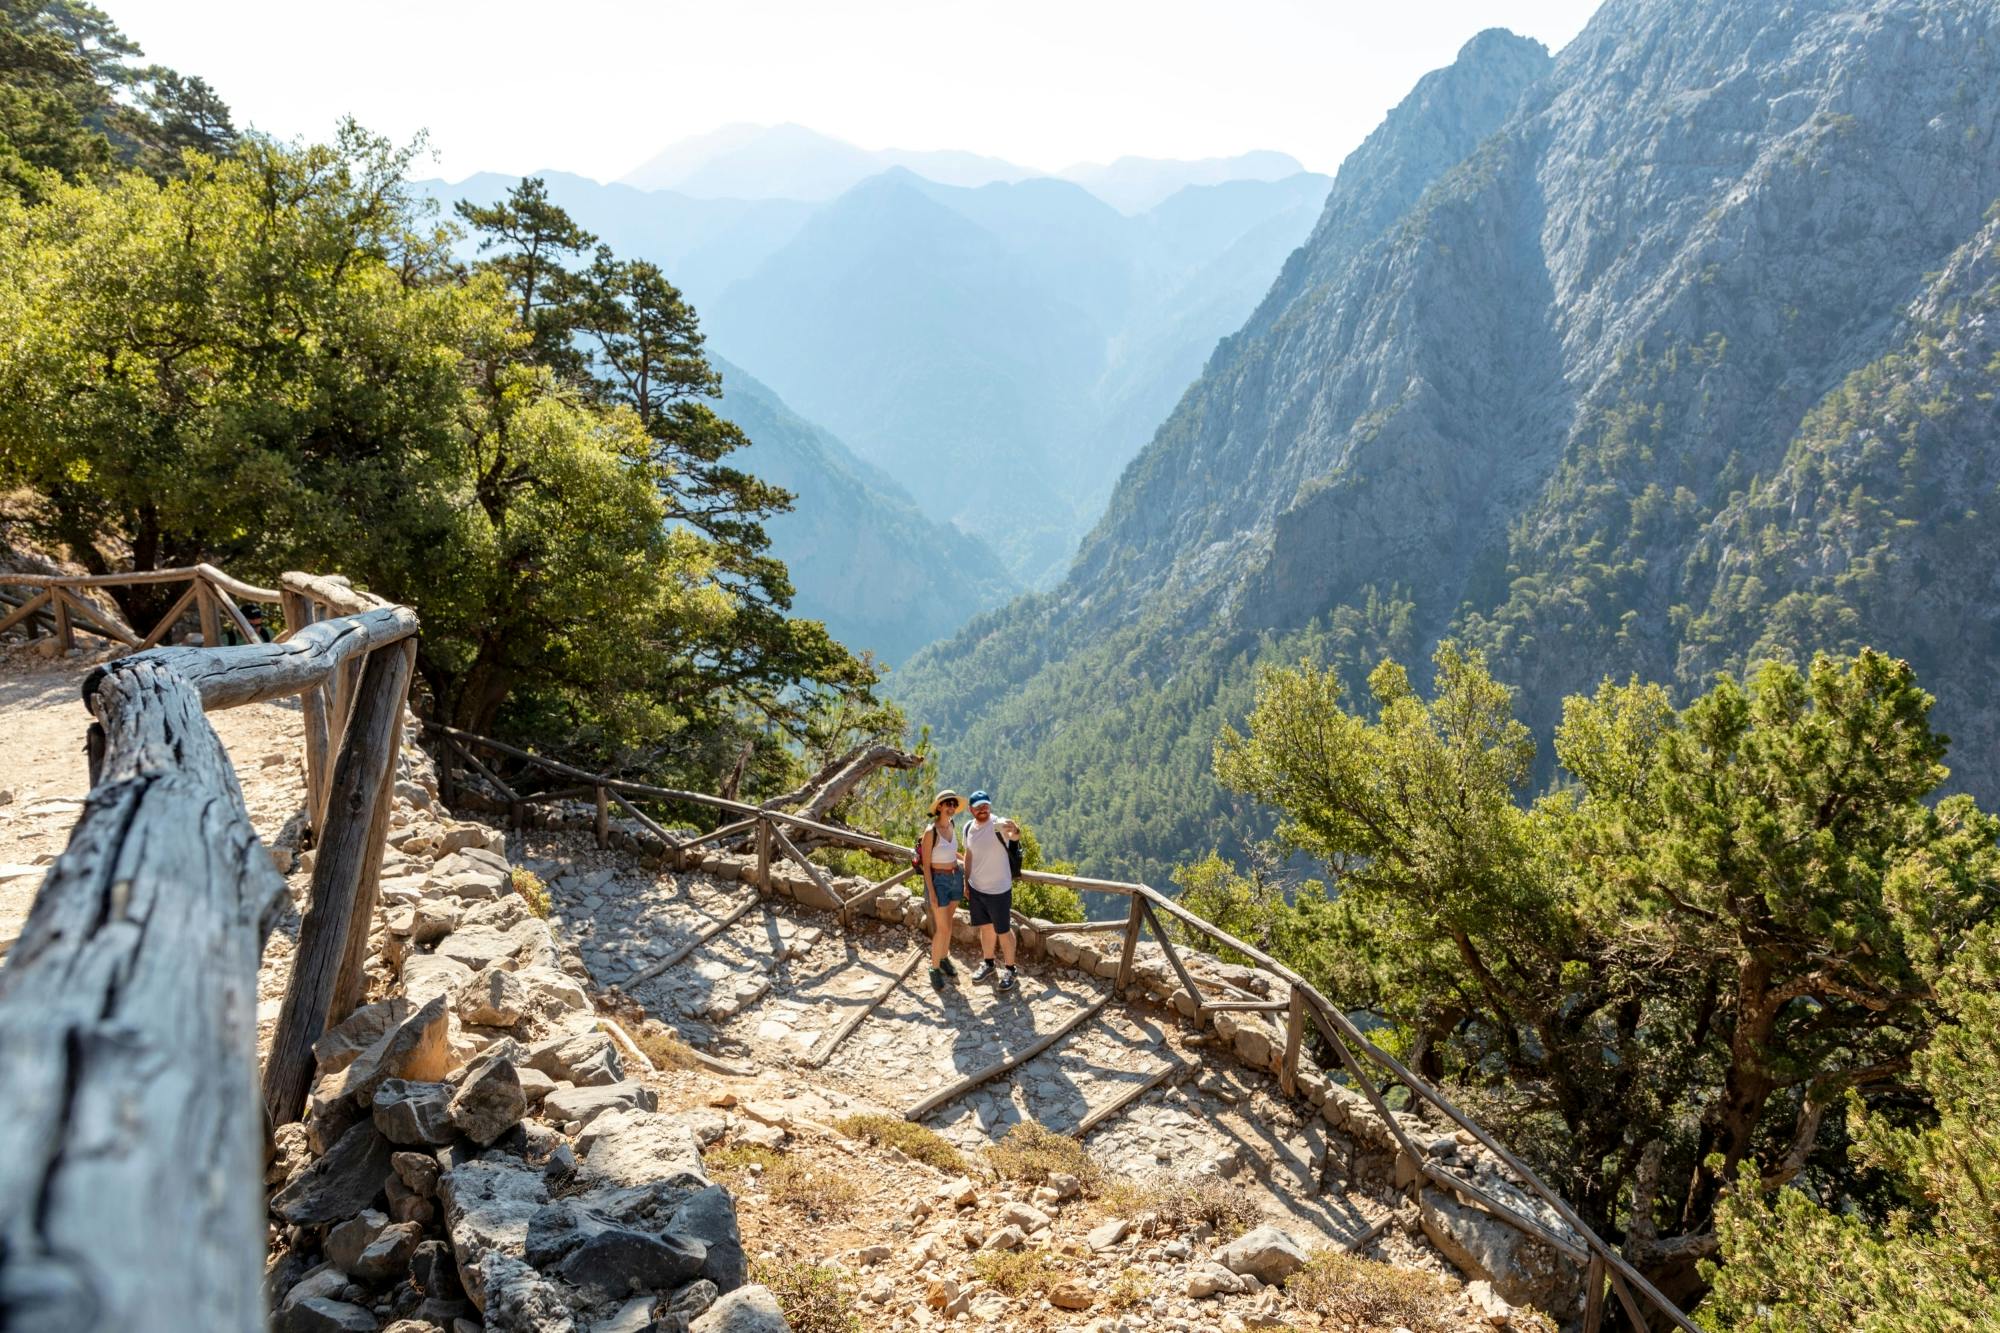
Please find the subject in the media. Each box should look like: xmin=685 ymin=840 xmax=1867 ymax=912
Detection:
xmin=0 ymin=642 xmax=308 ymax=947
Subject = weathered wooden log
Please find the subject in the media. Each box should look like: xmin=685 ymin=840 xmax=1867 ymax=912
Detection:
xmin=1281 ymin=988 xmax=1306 ymax=1096
xmin=0 ymin=587 xmax=54 ymax=639
xmin=607 ymin=788 xmax=682 ymax=852
xmin=803 ymin=947 xmax=925 ymax=1068
xmin=85 ymin=605 xmax=417 ymax=713
xmin=1 ymin=562 xmax=277 ymax=601
xmin=53 ymin=585 xmax=139 ymax=645
xmin=1071 ymin=1057 xmax=1187 ymax=1138
xmin=622 ymin=895 xmax=762 ymax=990
xmin=1140 ymin=898 xmax=1208 ymax=1026
xmin=51 ymin=583 xmax=73 ymax=652
xmin=279 ymin=569 xmax=382 ymax=616
xmin=595 ymin=785 xmax=610 ymax=848
xmin=770 ymin=823 xmax=842 ymax=904
xmin=839 ymin=865 xmax=916 ymax=927
xmin=0 ymin=657 xmax=285 ymax=1333
xmin=330 ymin=639 xmax=417 ymax=1023
xmin=1114 ymin=893 xmax=1143 ymax=995
xmin=760 ymin=742 xmax=922 ymax=828
xmin=281 ymin=591 xmax=333 ymax=829
xmin=905 ymin=994 xmax=1111 ymax=1121
xmin=1036 ymin=918 xmax=1133 ymax=935
xmin=263 ymin=639 xmax=417 ymax=1125
xmin=1581 ymin=1254 xmax=1608 ymax=1333
xmin=136 ymin=579 xmax=201 ymax=650
xmin=196 ymin=578 xmax=222 ymax=647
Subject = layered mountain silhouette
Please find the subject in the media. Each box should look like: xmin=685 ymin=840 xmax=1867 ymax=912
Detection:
xmin=894 ymin=1 xmax=2000 ymax=880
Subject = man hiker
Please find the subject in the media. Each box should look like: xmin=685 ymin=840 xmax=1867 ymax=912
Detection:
xmin=962 ymin=790 xmax=1022 ymax=990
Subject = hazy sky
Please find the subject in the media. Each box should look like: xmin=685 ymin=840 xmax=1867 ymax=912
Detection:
xmin=107 ymin=1 xmax=1603 ymax=182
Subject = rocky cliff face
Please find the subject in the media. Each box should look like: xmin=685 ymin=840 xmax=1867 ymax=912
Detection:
xmin=896 ymin=0 xmax=2000 ymax=878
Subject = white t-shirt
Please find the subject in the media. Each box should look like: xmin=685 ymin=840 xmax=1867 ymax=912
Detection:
xmin=963 ymin=816 xmax=1014 ymax=895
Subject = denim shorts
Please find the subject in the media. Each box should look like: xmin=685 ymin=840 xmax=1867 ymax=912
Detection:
xmin=927 ymin=869 xmax=965 ymax=906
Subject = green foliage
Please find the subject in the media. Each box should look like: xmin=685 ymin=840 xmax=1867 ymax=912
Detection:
xmin=1286 ymin=1249 xmax=1460 ymax=1333
xmin=833 ymin=1114 xmax=966 ymax=1173
xmin=1210 ymin=643 xmax=2000 ymax=1305
xmin=1707 ymin=920 xmax=2000 ymax=1329
xmin=968 ymin=1248 xmax=1067 ymax=1297
xmin=510 ymin=867 xmax=551 ymax=919
xmin=0 ymin=2 xmax=234 ymax=200
xmin=0 ymin=132 xmax=879 ymax=795
xmin=986 ymin=1120 xmax=1101 ymax=1192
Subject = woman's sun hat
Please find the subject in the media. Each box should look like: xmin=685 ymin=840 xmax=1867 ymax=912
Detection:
xmin=929 ymin=789 xmax=962 ymax=816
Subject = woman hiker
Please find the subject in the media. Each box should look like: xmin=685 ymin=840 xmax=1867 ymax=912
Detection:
xmin=921 ymin=790 xmax=965 ymax=989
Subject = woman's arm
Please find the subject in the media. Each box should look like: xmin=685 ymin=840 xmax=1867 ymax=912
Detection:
xmin=921 ymin=827 xmax=938 ymax=908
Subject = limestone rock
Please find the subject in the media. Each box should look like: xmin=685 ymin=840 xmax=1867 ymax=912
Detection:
xmin=525 ymin=1031 xmax=623 ymax=1086
xmin=456 ymin=967 xmax=528 ymax=1028
xmin=316 ymin=995 xmax=452 ymax=1113
xmin=1419 ymin=1185 xmax=1577 ymax=1317
xmin=1217 ymin=1225 xmax=1308 ymax=1285
xmin=999 ymin=1201 xmax=1050 ymax=1232
xmin=555 ymin=1228 xmax=706 ymax=1301
xmin=1187 ymin=1262 xmax=1244 ymax=1298
xmin=402 ymin=954 xmax=477 ymax=1010
xmin=669 ymin=1185 xmax=747 ymax=1292
xmin=313 ymin=998 xmax=411 ymax=1077
xmin=542 ymin=1079 xmax=656 ymax=1130
xmin=472 ymin=1251 xmax=574 ymax=1331
xmin=449 ymin=1055 xmax=528 ymax=1146
xmin=689 ymin=1285 xmax=788 ymax=1333
xmin=273 ymin=1122 xmax=395 ymax=1224
xmin=373 ymin=1080 xmax=456 ymax=1146
xmin=275 ymin=1297 xmax=380 ymax=1333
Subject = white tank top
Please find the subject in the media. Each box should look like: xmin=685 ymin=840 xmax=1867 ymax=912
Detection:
xmin=927 ymin=823 xmax=959 ymax=868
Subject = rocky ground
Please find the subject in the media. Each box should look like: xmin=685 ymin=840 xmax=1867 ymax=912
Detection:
xmin=0 ymin=642 xmax=1564 ymax=1332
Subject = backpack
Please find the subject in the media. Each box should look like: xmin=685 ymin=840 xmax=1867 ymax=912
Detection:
xmin=968 ymin=818 xmax=1023 ymax=884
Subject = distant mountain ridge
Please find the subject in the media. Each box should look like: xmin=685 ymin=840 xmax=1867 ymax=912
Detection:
xmin=893 ymin=1 xmax=2000 ymax=881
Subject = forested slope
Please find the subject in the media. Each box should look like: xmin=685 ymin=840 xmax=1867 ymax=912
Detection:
xmin=896 ymin=0 xmax=2000 ymax=881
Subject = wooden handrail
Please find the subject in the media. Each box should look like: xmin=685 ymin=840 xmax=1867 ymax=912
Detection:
xmin=425 ymin=716 xmax=1700 ymax=1332
xmin=0 ymin=561 xmax=281 ymax=602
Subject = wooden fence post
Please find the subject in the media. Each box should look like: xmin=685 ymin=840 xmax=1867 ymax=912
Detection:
xmin=263 ymin=638 xmax=416 ymax=1125
xmin=755 ymin=817 xmax=773 ymax=893
xmin=196 ymin=577 xmax=222 ymax=647
xmin=330 ymin=638 xmax=417 ymax=1023
xmin=1114 ymin=891 xmax=1144 ymax=996
xmin=1281 ymin=987 xmax=1305 ymax=1096
xmin=283 ymin=590 xmax=333 ymax=833
xmin=51 ymin=584 xmax=72 ymax=653
xmin=595 ymin=785 xmax=609 ymax=848
xmin=1581 ymin=1253 xmax=1608 ymax=1333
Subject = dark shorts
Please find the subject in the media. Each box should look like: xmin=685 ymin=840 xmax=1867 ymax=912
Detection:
xmin=927 ymin=869 xmax=965 ymax=907
xmin=968 ymin=886 xmax=1012 ymax=933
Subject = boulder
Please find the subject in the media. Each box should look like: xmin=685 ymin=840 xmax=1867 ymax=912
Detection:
xmin=670 ymin=1185 xmax=747 ymax=1292
xmin=438 ymin=1156 xmax=551 ymax=1305
xmin=1217 ymin=1225 xmax=1308 ymax=1285
xmin=555 ymin=1227 xmax=706 ymax=1301
xmin=350 ymin=1222 xmax=423 ymax=1283
xmin=316 ymin=995 xmax=452 ymax=1113
xmin=1187 ymin=1262 xmax=1244 ymax=1298
xmin=1419 ymin=1186 xmax=1579 ymax=1318
xmin=525 ymin=1031 xmax=623 ymax=1087
xmin=689 ymin=1284 xmax=788 ymax=1333
xmin=373 ymin=1079 xmax=456 ymax=1146
xmin=393 ymin=1151 xmax=440 ymax=1197
xmin=457 ymin=967 xmax=529 ymax=1027
xmin=1050 ymin=1278 xmax=1095 ymax=1310
xmin=542 ymin=1079 xmax=656 ymax=1129
xmin=449 ymin=1055 xmax=528 ymax=1146
xmin=326 ymin=1211 xmax=390 ymax=1273
xmin=999 ymin=1201 xmax=1050 ymax=1233
xmin=313 ymin=998 xmax=410 ymax=1076
xmin=409 ymin=1239 xmax=462 ymax=1300
xmin=279 ymin=1266 xmax=350 ymax=1312
xmin=275 ymin=1297 xmax=379 ymax=1333
xmin=1085 ymin=1218 xmax=1129 ymax=1251
xmin=514 ymin=965 xmax=590 ymax=1013
xmin=401 ymin=954 xmax=476 ymax=1010
xmin=273 ymin=1122 xmax=395 ymax=1224
xmin=665 ymin=1278 xmax=720 ymax=1320
xmin=472 ymin=1251 xmax=574 ymax=1331
xmin=579 ymin=1108 xmax=705 ymax=1187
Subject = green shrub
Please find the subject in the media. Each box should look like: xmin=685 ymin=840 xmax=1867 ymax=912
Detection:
xmin=511 ymin=866 xmax=551 ymax=918
xmin=752 ymin=1260 xmax=859 ymax=1333
xmin=834 ymin=1114 xmax=967 ymax=1173
xmin=1286 ymin=1249 xmax=1457 ymax=1333
xmin=969 ymin=1248 xmax=1067 ymax=1296
xmin=1102 ymin=1171 xmax=1263 ymax=1240
xmin=986 ymin=1120 xmax=1101 ymax=1192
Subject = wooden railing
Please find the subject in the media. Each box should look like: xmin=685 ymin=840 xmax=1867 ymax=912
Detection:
xmin=0 ymin=562 xmax=284 ymax=652
xmin=0 ymin=568 xmax=416 ymax=1333
xmin=428 ymin=725 xmax=1695 ymax=1333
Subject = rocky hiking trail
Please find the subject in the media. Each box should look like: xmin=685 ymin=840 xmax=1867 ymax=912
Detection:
xmin=0 ymin=642 xmax=1555 ymax=1333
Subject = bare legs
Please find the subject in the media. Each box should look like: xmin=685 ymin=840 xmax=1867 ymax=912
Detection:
xmin=977 ymin=922 xmax=1016 ymax=967
xmin=931 ymin=901 xmax=956 ymax=965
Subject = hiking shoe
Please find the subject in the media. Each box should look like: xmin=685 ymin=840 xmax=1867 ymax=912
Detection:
xmin=972 ymin=958 xmax=997 ymax=982
xmin=939 ymin=956 xmax=958 ymax=979
xmin=929 ymin=965 xmax=946 ymax=990
xmin=998 ymin=966 xmax=1018 ymax=991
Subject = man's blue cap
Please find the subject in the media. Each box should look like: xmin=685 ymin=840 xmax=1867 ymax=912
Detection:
xmin=968 ymin=790 xmax=992 ymax=807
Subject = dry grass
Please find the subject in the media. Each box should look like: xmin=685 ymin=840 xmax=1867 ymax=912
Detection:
xmin=1102 ymin=1170 xmax=1264 ymax=1240
xmin=752 ymin=1259 xmax=859 ymax=1333
xmin=834 ymin=1114 xmax=966 ymax=1173
xmin=986 ymin=1120 xmax=1102 ymax=1193
xmin=511 ymin=866 xmax=552 ymax=918
xmin=766 ymin=1156 xmax=862 ymax=1221
xmin=626 ymin=1019 xmax=704 ymax=1072
xmin=703 ymin=1141 xmax=784 ymax=1178
xmin=1287 ymin=1249 xmax=1458 ymax=1333
xmin=1102 ymin=1266 xmax=1156 ymax=1311
xmin=969 ymin=1248 xmax=1069 ymax=1297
